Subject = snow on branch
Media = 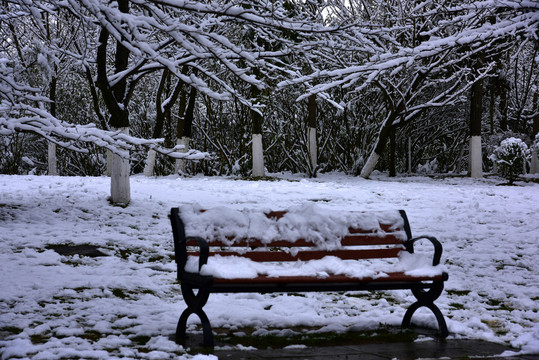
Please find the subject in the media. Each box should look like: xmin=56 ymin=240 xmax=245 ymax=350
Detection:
xmin=278 ymin=1 xmax=539 ymax=98
xmin=0 ymin=60 xmax=207 ymax=160
xmin=140 ymin=0 xmax=341 ymax=33
xmin=48 ymin=0 xmax=361 ymax=108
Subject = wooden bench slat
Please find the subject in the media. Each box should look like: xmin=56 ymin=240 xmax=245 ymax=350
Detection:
xmin=187 ymin=248 xmax=403 ymax=261
xmin=341 ymin=234 xmax=405 ymax=245
xmin=212 ymin=272 xmax=447 ymax=284
xmin=186 ymin=234 xmax=405 ymax=248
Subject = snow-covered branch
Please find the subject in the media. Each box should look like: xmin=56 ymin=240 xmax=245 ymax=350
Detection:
xmin=0 ymin=59 xmax=207 ymax=160
xmin=279 ymin=0 xmax=538 ymax=98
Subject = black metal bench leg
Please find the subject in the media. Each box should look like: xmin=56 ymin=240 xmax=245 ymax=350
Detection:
xmin=175 ymin=284 xmax=214 ymax=347
xmin=401 ymin=281 xmax=449 ymax=338
xmin=176 ymin=307 xmax=214 ymax=347
xmin=176 ymin=307 xmax=192 ymax=341
xmin=402 ymin=301 xmax=448 ymax=338
xmin=427 ymin=303 xmax=448 ymax=338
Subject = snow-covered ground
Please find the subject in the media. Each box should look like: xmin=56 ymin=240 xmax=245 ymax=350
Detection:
xmin=0 ymin=173 xmax=538 ymax=359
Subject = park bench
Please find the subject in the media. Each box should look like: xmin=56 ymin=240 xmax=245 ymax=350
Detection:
xmin=170 ymin=205 xmax=449 ymax=348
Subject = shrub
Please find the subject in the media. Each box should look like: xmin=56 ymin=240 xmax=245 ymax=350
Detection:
xmin=489 ymin=137 xmax=530 ymax=184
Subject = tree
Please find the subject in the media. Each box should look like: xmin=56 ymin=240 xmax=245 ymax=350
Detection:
xmin=279 ymin=0 xmax=539 ymax=178
xmin=94 ymin=0 xmax=135 ymax=204
xmin=490 ymin=137 xmax=529 ymax=184
xmin=307 ymin=94 xmax=318 ymax=175
xmin=0 ymin=59 xmax=131 ymax=155
xmin=4 ymin=0 xmax=537 ymax=181
xmin=143 ymin=68 xmax=184 ymax=177
xmin=531 ymin=94 xmax=539 ymax=174
xmin=61 ymin=0 xmax=347 ymax=183
xmin=175 ymin=75 xmax=197 ymax=175
xmin=469 ymin=55 xmax=484 ymax=179
xmin=1 ymin=2 xmax=206 ymax=186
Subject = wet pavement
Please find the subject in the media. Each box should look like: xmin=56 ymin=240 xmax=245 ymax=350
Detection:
xmin=214 ymin=339 xmax=538 ymax=360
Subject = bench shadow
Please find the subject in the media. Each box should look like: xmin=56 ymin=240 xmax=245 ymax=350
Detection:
xmin=173 ymin=325 xmax=437 ymax=354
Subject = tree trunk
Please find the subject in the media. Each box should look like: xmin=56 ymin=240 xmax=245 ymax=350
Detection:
xmin=469 ymin=75 xmax=483 ymax=179
xmin=84 ymin=66 xmax=108 ymax=130
xmin=251 ymin=133 xmax=265 ymax=177
xmin=531 ymin=149 xmax=539 ymax=174
xmin=489 ymin=85 xmax=495 ymax=135
xmin=143 ymin=149 xmax=157 ymax=177
xmin=360 ymin=152 xmax=380 ymax=178
xmin=307 ymin=94 xmax=317 ymax=177
xmin=144 ymin=68 xmax=181 ymax=177
xmin=110 ymin=127 xmax=130 ymax=205
xmin=175 ymin=84 xmax=196 ymax=175
xmin=251 ymin=83 xmax=265 ymax=177
xmin=389 ymin=127 xmax=396 ymax=177
xmin=469 ymin=136 xmax=482 ymax=178
xmin=360 ymin=112 xmax=396 ymax=178
xmin=48 ymin=142 xmax=57 ymax=176
xmin=175 ymin=137 xmax=191 ymax=174
xmin=95 ymin=0 xmax=131 ymax=204
xmin=531 ymin=92 xmax=539 ymax=174
xmin=499 ymin=79 xmax=508 ymax=132
xmin=48 ymin=76 xmax=57 ymax=175
xmin=360 ymin=74 xmax=423 ymax=179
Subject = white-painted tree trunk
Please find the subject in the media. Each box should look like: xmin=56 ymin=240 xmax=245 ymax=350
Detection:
xmin=252 ymin=133 xmax=265 ymax=177
xmin=48 ymin=142 xmax=57 ymax=175
xmin=175 ymin=137 xmax=190 ymax=174
xmin=360 ymin=152 xmax=380 ymax=179
xmin=530 ymin=149 xmax=539 ymax=174
xmin=143 ymin=149 xmax=157 ymax=177
xmin=470 ymin=135 xmax=482 ymax=178
xmin=110 ymin=127 xmax=131 ymax=205
xmin=308 ymin=127 xmax=317 ymax=170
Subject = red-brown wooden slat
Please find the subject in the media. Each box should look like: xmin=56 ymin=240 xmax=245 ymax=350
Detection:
xmin=212 ymin=272 xmax=445 ymax=284
xmin=380 ymin=223 xmax=397 ymax=232
xmin=186 ymin=238 xmax=317 ymax=247
xmin=186 ymin=234 xmax=405 ymax=248
xmin=341 ymin=234 xmax=405 ymax=245
xmin=265 ymin=210 xmax=287 ymax=219
xmin=187 ymin=248 xmax=403 ymax=261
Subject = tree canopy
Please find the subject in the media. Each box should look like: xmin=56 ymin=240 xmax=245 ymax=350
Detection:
xmin=1 ymin=0 xmax=537 ymax=179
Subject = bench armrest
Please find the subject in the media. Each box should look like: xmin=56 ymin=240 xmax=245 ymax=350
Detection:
xmin=187 ymin=236 xmax=209 ymax=272
xmin=404 ymin=236 xmax=443 ymax=266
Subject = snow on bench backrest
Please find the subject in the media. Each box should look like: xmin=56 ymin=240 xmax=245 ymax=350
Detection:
xmin=174 ymin=204 xmax=446 ymax=280
xmin=178 ymin=203 xmax=410 ymax=249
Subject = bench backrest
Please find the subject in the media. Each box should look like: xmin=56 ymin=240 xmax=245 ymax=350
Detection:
xmin=171 ymin=206 xmax=413 ymax=272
